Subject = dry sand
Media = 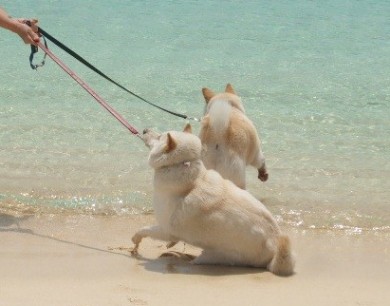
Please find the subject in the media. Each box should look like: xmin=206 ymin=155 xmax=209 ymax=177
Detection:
xmin=1 ymin=213 xmax=389 ymax=306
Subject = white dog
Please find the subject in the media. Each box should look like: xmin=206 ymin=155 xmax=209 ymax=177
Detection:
xmin=131 ymin=125 xmax=294 ymax=276
xmin=200 ymin=84 xmax=268 ymax=189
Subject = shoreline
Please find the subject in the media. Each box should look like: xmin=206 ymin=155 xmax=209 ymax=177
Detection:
xmin=1 ymin=213 xmax=389 ymax=306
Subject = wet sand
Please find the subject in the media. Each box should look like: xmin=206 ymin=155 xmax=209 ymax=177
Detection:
xmin=1 ymin=213 xmax=389 ymax=306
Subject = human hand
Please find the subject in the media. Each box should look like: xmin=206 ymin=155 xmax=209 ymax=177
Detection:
xmin=14 ymin=18 xmax=40 ymax=45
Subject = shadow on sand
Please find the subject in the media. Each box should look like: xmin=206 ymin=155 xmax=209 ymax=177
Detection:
xmin=0 ymin=212 xmax=131 ymax=257
xmin=1 ymin=212 xmax=267 ymax=277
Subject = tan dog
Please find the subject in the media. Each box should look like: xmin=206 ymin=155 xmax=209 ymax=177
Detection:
xmin=200 ymin=84 xmax=268 ymax=189
xmin=131 ymin=125 xmax=295 ymax=276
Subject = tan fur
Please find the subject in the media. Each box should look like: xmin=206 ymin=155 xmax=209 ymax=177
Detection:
xmin=226 ymin=112 xmax=260 ymax=161
xmin=165 ymin=133 xmax=177 ymax=153
xmin=183 ymin=123 xmax=192 ymax=134
xmin=202 ymin=88 xmax=215 ymax=103
xmin=200 ymin=84 xmax=268 ymax=189
xmin=225 ymin=83 xmax=236 ymax=94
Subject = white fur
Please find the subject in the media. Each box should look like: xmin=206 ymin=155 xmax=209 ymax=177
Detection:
xmin=207 ymin=99 xmax=231 ymax=136
xmin=132 ymin=128 xmax=294 ymax=276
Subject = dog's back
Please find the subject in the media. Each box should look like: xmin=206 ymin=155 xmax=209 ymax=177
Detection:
xmin=200 ymin=84 xmax=268 ymax=189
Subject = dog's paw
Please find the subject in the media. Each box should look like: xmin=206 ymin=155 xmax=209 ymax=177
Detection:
xmin=258 ymin=168 xmax=269 ymax=182
xmin=130 ymin=246 xmax=139 ymax=256
xmin=132 ymin=233 xmax=142 ymax=245
xmin=131 ymin=234 xmax=143 ymax=256
xmin=160 ymin=251 xmax=196 ymax=261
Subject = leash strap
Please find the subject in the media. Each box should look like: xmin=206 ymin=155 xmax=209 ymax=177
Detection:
xmin=36 ymin=27 xmax=199 ymax=121
xmin=37 ymin=41 xmax=140 ymax=136
xmin=29 ymin=36 xmax=48 ymax=69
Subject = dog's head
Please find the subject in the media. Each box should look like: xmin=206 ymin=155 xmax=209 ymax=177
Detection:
xmin=202 ymin=83 xmax=245 ymax=114
xmin=142 ymin=124 xmax=202 ymax=169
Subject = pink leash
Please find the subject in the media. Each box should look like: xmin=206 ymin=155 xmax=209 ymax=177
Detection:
xmin=37 ymin=42 xmax=140 ymax=137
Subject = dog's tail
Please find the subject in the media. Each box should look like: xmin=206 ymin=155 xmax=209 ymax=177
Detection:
xmin=208 ymin=99 xmax=231 ymax=137
xmin=267 ymin=235 xmax=295 ymax=276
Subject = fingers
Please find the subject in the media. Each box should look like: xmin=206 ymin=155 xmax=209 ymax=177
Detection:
xmin=15 ymin=19 xmax=40 ymax=45
xmin=27 ymin=19 xmax=40 ymax=44
xmin=29 ymin=29 xmax=40 ymax=44
xmin=18 ymin=26 xmax=40 ymax=45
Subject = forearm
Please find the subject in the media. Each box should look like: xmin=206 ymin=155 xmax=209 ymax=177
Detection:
xmin=0 ymin=7 xmax=19 ymax=32
xmin=0 ymin=7 xmax=39 ymax=44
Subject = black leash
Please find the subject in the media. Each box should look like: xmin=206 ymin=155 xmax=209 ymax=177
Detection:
xmin=31 ymin=27 xmax=199 ymax=121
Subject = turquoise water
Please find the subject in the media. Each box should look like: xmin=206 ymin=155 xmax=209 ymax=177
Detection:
xmin=1 ymin=0 xmax=389 ymax=231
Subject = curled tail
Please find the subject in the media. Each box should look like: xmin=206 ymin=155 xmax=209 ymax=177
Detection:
xmin=267 ymin=235 xmax=295 ymax=276
xmin=207 ymin=99 xmax=232 ymax=139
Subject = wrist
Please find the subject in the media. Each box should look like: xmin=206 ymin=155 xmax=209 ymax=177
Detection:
xmin=4 ymin=18 xmax=22 ymax=33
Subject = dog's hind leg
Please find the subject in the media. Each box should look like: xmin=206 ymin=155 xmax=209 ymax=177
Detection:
xmin=191 ymin=250 xmax=235 ymax=266
xmin=251 ymin=150 xmax=268 ymax=182
xmin=258 ymin=165 xmax=268 ymax=182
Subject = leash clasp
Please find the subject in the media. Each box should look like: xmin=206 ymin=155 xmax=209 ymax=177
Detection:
xmin=187 ymin=116 xmax=201 ymax=122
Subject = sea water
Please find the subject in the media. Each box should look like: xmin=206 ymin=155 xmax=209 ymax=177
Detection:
xmin=1 ymin=0 xmax=389 ymax=232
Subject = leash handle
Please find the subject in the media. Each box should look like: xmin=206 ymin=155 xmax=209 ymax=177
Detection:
xmin=37 ymin=41 xmax=140 ymax=136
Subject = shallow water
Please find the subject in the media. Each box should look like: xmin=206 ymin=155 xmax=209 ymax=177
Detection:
xmin=1 ymin=0 xmax=389 ymax=231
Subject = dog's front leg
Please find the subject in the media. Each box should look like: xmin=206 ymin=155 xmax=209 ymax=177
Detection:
xmin=131 ymin=225 xmax=173 ymax=255
xmin=251 ymin=151 xmax=268 ymax=182
xmin=258 ymin=165 xmax=269 ymax=182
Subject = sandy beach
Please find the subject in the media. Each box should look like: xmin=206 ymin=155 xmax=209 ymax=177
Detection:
xmin=1 ymin=212 xmax=389 ymax=306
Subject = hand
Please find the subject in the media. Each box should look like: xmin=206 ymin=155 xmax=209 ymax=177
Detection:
xmin=14 ymin=18 xmax=40 ymax=45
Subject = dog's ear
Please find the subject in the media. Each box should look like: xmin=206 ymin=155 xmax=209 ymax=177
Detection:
xmin=183 ymin=123 xmax=192 ymax=134
xmin=225 ymin=83 xmax=236 ymax=95
xmin=165 ymin=133 xmax=177 ymax=153
xmin=202 ymin=88 xmax=215 ymax=103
